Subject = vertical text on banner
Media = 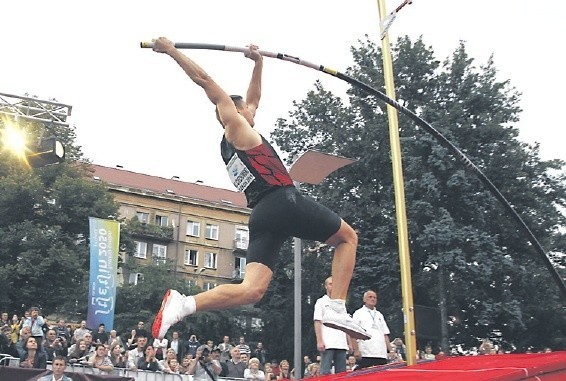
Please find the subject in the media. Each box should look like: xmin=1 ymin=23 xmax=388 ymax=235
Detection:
xmin=87 ymin=217 xmax=120 ymax=330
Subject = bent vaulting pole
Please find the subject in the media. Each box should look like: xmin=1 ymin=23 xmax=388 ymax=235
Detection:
xmin=140 ymin=41 xmax=566 ymax=301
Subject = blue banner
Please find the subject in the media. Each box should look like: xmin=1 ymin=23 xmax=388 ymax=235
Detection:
xmin=87 ymin=217 xmax=120 ymax=331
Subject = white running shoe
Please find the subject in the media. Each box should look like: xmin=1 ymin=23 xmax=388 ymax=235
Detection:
xmin=152 ymin=290 xmax=186 ymax=339
xmin=323 ymin=303 xmax=372 ymax=340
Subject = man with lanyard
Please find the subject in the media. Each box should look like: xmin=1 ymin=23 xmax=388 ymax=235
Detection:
xmin=149 ymin=36 xmax=370 ymax=343
xmin=38 ymin=355 xmax=72 ymax=381
xmin=23 ymin=307 xmax=45 ymax=352
xmin=351 ymin=290 xmax=392 ymax=368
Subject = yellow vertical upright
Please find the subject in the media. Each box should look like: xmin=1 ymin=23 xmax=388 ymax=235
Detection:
xmin=376 ymin=0 xmax=417 ymax=365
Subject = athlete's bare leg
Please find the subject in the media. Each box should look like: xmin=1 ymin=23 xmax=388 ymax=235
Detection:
xmin=325 ymin=219 xmax=358 ymax=300
xmin=194 ymin=262 xmax=273 ymax=311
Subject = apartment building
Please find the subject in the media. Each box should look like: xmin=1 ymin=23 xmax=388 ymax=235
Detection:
xmin=89 ymin=164 xmax=251 ymax=289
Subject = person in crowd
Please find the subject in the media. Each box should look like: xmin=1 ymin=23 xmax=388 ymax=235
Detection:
xmin=264 ymin=362 xmax=276 ymax=381
xmin=38 ymin=355 xmax=72 ymax=381
xmin=245 ymin=357 xmax=266 ymax=380
xmin=0 ymin=325 xmax=19 ymax=357
xmin=387 ymin=344 xmax=403 ymax=363
xmin=167 ymin=330 xmax=184 ymax=362
xmin=198 ymin=339 xmax=215 ymax=355
xmin=0 ymin=312 xmax=9 ymax=326
xmin=276 ymin=359 xmax=292 ymax=379
xmin=68 ymin=331 xmax=93 ymax=355
xmin=270 ymin=359 xmax=280 ymax=378
xmin=179 ymin=354 xmax=193 ymax=374
xmin=478 ymin=338 xmax=494 ymax=355
xmin=127 ymin=333 xmax=148 ymax=370
xmin=253 ymin=342 xmax=268 ymax=365
xmin=351 ymin=290 xmax=391 ymax=369
xmin=240 ymin=352 xmax=250 ymax=368
xmin=137 ymin=345 xmax=162 ymax=372
xmin=10 ymin=314 xmax=22 ymax=344
xmin=305 ymin=362 xmax=321 ymax=377
xmin=72 ymin=321 xmax=89 ymax=344
xmin=92 ymin=323 xmax=109 ymax=345
xmin=314 ymin=276 xmax=350 ymax=374
xmin=44 ymin=328 xmax=68 ymax=361
xmin=126 ymin=329 xmax=138 ymax=350
xmin=16 ymin=327 xmax=32 ymax=358
xmin=85 ymin=343 xmax=114 ymax=373
xmin=185 ymin=334 xmax=200 ymax=358
xmin=19 ymin=336 xmax=47 ymax=369
xmin=391 ymin=337 xmax=406 ymax=361
xmin=54 ymin=319 xmax=71 ymax=344
xmin=423 ymin=345 xmax=436 ymax=360
xmin=302 ymin=356 xmax=312 ymax=377
xmin=236 ymin=336 xmax=251 ymax=355
xmin=149 ymin=37 xmax=368 ymax=343
xmin=22 ymin=307 xmax=45 ymax=352
xmin=346 ymin=355 xmax=359 ymax=371
xmin=225 ymin=347 xmax=246 ymax=378
xmin=109 ymin=343 xmax=127 ymax=368
xmin=217 ymin=335 xmax=233 ymax=363
xmin=153 ymin=334 xmax=169 ymax=360
xmin=134 ymin=321 xmax=149 ymax=339
xmin=168 ymin=358 xmax=181 ymax=374
xmin=67 ymin=339 xmax=89 ymax=364
xmin=108 ymin=329 xmax=124 ymax=348
xmin=160 ymin=348 xmax=179 ymax=373
xmin=187 ymin=347 xmax=222 ymax=381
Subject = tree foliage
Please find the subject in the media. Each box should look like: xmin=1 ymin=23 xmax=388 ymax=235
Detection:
xmin=270 ymin=36 xmax=566 ymax=352
xmin=0 ymin=117 xmax=119 ymax=317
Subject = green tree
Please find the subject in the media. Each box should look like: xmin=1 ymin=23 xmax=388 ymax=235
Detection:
xmin=270 ymin=36 xmax=566 ymax=352
xmin=0 ymin=117 xmax=119 ymax=317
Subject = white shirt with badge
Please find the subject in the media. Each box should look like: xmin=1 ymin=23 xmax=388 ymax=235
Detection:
xmin=352 ymin=305 xmax=390 ymax=358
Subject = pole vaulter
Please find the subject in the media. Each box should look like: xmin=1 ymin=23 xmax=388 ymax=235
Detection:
xmin=140 ymin=41 xmax=566 ymax=302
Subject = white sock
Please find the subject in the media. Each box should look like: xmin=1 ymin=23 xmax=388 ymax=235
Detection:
xmin=328 ymin=299 xmax=346 ymax=312
xmin=182 ymin=295 xmax=196 ymax=316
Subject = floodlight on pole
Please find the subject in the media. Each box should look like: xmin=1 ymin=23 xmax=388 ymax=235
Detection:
xmin=26 ymin=136 xmax=66 ymax=168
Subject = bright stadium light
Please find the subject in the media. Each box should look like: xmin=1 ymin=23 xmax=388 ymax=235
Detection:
xmin=1 ymin=121 xmax=29 ymax=159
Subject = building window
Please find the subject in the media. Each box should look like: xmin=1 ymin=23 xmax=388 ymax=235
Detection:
xmin=204 ymin=282 xmax=217 ymax=291
xmin=155 ymin=215 xmax=168 ymax=227
xmin=128 ymin=273 xmax=144 ymax=285
xmin=153 ymin=244 xmax=167 ymax=264
xmin=134 ymin=241 xmax=147 ymax=259
xmin=205 ymin=224 xmax=219 ymax=240
xmin=233 ymin=257 xmax=246 ymax=279
xmin=187 ymin=220 xmax=200 ymax=237
xmin=184 ymin=249 xmax=198 ymax=266
xmin=204 ymin=252 xmax=217 ymax=269
xmin=136 ymin=212 xmax=149 ymax=224
xmin=235 ymin=227 xmax=249 ymax=249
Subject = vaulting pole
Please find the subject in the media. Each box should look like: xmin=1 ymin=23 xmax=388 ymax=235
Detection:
xmin=140 ymin=39 xmax=566 ymax=303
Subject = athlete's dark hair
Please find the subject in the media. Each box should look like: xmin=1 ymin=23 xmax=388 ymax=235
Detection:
xmin=215 ymin=95 xmax=244 ymax=127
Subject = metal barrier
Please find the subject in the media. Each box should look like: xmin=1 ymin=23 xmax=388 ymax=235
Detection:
xmin=0 ymin=353 xmax=20 ymax=367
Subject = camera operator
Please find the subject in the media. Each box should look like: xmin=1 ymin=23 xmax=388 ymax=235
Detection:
xmin=44 ymin=329 xmax=68 ymax=361
xmin=188 ymin=347 xmax=222 ymax=381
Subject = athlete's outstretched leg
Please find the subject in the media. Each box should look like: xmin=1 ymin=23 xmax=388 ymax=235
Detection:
xmin=153 ymin=263 xmax=272 ymax=339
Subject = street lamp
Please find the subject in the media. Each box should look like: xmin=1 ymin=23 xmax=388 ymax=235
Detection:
xmin=288 ymin=150 xmax=356 ymax=379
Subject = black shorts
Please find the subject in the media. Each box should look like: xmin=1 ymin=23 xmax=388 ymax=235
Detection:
xmin=247 ymin=186 xmax=342 ymax=270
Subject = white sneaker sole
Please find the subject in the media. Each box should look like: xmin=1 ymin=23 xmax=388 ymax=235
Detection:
xmin=323 ymin=321 xmax=372 ymax=340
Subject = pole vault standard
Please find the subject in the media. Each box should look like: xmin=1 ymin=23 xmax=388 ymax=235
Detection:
xmin=139 ymin=42 xmax=566 ymax=302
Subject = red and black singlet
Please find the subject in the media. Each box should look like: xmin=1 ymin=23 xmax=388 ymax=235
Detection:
xmin=221 ymin=134 xmax=293 ymax=207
